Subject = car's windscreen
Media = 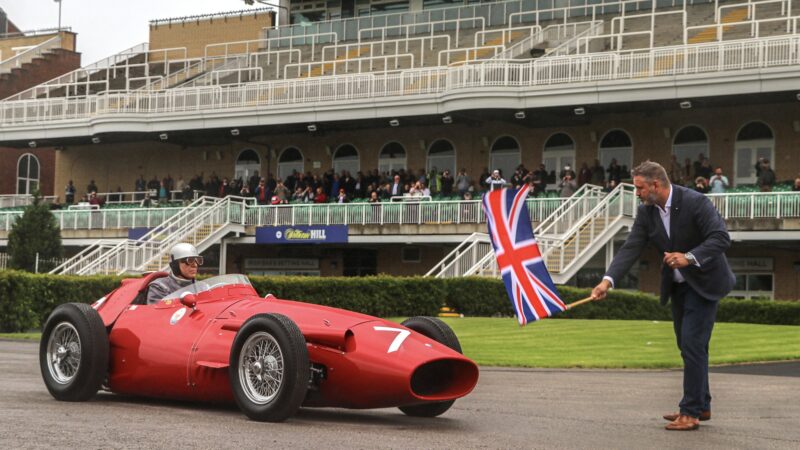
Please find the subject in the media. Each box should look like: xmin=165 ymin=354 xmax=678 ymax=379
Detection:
xmin=164 ymin=274 xmax=252 ymax=300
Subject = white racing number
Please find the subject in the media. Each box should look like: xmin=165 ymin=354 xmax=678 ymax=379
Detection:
xmin=373 ymin=326 xmax=410 ymax=353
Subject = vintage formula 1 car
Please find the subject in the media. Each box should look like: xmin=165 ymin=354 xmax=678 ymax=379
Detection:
xmin=39 ymin=273 xmax=479 ymax=422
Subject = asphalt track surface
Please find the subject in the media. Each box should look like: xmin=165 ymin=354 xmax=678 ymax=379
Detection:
xmin=2 ymin=339 xmax=798 ymax=449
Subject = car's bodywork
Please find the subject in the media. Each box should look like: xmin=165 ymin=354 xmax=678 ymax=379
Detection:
xmin=41 ymin=272 xmax=479 ymax=421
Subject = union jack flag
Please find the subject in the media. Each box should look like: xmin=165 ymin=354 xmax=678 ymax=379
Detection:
xmin=482 ymin=186 xmax=566 ymax=325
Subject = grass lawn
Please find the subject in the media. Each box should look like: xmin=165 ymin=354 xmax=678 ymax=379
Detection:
xmin=0 ymin=333 xmax=39 ymax=340
xmin=4 ymin=319 xmax=799 ymax=369
xmin=396 ymin=318 xmax=800 ymax=369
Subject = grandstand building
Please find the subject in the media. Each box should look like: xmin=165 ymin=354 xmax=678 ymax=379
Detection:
xmin=0 ymin=8 xmax=78 ymax=206
xmin=0 ymin=1 xmax=798 ymax=300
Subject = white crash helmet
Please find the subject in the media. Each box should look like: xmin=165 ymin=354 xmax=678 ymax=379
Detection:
xmin=169 ymin=243 xmax=202 ymax=274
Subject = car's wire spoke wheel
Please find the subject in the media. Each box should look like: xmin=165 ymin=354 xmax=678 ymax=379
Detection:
xmin=39 ymin=303 xmax=109 ymax=402
xmin=229 ymin=313 xmax=309 ymax=422
xmin=47 ymin=322 xmax=82 ymax=384
xmin=239 ymin=331 xmax=284 ymax=404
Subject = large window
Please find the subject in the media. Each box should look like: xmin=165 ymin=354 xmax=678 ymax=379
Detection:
xmin=333 ymin=144 xmax=360 ymax=175
xmin=543 ymin=133 xmax=575 ymax=185
xmin=490 ymin=136 xmax=520 ymax=179
xmin=278 ymin=147 xmax=304 ymax=181
xmin=427 ymin=139 xmax=456 ymax=175
xmin=728 ymin=257 xmax=774 ymax=300
xmin=234 ymin=149 xmax=261 ymax=182
xmin=673 ymin=125 xmax=709 ymax=173
xmin=378 ymin=142 xmax=407 ymax=175
xmin=17 ymin=153 xmax=40 ymax=195
xmin=599 ymin=129 xmax=633 ymax=173
xmin=734 ymin=121 xmax=774 ymax=186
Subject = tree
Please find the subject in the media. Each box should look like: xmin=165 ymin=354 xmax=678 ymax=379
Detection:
xmin=8 ymin=193 xmax=63 ymax=272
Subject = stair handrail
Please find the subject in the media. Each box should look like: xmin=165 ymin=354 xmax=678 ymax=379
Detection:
xmin=49 ymin=239 xmax=120 ymax=274
xmin=135 ymin=195 xmax=221 ymax=242
xmin=0 ymin=35 xmax=62 ymax=74
xmin=131 ymin=196 xmax=251 ymax=273
xmin=535 ymin=183 xmax=605 ymax=236
xmin=425 ymin=232 xmax=489 ymax=276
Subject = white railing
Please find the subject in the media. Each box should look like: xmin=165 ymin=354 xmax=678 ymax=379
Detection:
xmin=684 ymin=14 xmax=800 ymax=43
xmin=0 ymin=35 xmax=62 ymax=74
xmin=0 ymin=195 xmax=59 ymax=208
xmin=534 ymin=183 xmax=607 ymax=237
xmin=359 ymin=17 xmax=486 ymax=48
xmin=321 ymin=35 xmax=451 ymax=70
xmin=425 ymin=232 xmax=492 ymax=278
xmin=49 ymin=196 xmax=250 ymax=275
xmin=716 ymin=0 xmax=791 ymax=22
xmin=545 ymin=21 xmax=606 ymax=56
xmin=3 ymin=33 xmax=797 ymax=125
xmin=284 ymin=54 xmax=415 ymax=78
xmin=441 ymin=45 xmax=505 ymax=66
xmin=206 ymin=32 xmax=339 ymax=62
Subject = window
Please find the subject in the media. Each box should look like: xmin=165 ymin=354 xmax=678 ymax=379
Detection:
xmin=543 ymin=133 xmax=575 ymax=186
xmin=17 ymin=153 xmax=40 ymax=195
xmin=427 ymin=139 xmax=456 ymax=175
xmin=490 ymin=136 xmax=520 ymax=180
xmin=378 ymin=142 xmax=407 ymax=175
xmin=278 ymin=147 xmax=304 ymax=181
xmin=333 ymin=144 xmax=360 ymax=176
xmin=234 ymin=149 xmax=261 ymax=182
xmin=401 ymin=246 xmax=421 ymax=263
xmin=343 ymin=249 xmax=377 ymax=276
xmin=734 ymin=121 xmax=774 ymax=186
xmin=673 ymin=125 xmax=709 ymax=173
xmin=599 ymin=129 xmax=633 ymax=174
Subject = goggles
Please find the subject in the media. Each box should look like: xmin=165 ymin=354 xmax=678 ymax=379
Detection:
xmin=180 ymin=257 xmax=204 ymax=266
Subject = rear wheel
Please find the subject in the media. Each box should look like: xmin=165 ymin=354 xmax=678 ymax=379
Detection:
xmin=398 ymin=316 xmax=462 ymax=417
xmin=229 ymin=313 xmax=309 ymax=422
xmin=39 ymin=303 xmax=109 ymax=401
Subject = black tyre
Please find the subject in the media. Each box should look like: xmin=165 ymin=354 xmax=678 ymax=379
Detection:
xmin=229 ymin=313 xmax=309 ymax=422
xmin=398 ymin=316 xmax=462 ymax=417
xmin=39 ymin=303 xmax=109 ymax=402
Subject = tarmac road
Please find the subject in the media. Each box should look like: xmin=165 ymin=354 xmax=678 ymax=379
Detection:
xmin=1 ymin=339 xmax=798 ymax=449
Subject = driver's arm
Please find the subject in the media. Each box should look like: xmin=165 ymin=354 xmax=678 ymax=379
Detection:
xmin=146 ymin=280 xmax=171 ymax=305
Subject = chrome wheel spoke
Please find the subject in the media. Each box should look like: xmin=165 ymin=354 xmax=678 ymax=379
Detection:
xmin=238 ymin=331 xmax=285 ymax=405
xmin=46 ymin=322 xmax=81 ymax=384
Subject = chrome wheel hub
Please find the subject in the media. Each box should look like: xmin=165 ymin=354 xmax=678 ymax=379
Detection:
xmin=46 ymin=322 xmax=81 ymax=384
xmin=239 ymin=331 xmax=284 ymax=405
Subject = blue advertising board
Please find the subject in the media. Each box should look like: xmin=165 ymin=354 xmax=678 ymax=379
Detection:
xmin=256 ymin=225 xmax=349 ymax=244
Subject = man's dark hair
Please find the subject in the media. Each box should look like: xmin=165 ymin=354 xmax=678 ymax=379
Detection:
xmin=631 ymin=161 xmax=670 ymax=186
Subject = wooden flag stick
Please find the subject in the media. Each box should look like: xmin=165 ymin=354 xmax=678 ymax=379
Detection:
xmin=565 ymin=296 xmax=597 ymax=310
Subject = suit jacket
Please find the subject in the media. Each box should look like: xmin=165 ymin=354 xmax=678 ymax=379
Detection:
xmin=605 ymin=185 xmax=735 ymax=305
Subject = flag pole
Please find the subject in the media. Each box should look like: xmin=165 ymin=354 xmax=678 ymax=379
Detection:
xmin=565 ymin=296 xmax=597 ymax=310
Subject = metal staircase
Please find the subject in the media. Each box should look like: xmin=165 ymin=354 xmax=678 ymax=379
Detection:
xmin=427 ymin=183 xmax=638 ymax=283
xmin=50 ymin=196 xmax=251 ymax=275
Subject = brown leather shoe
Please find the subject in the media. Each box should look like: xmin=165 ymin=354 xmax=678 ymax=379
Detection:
xmin=663 ymin=411 xmax=710 ymax=422
xmin=665 ymin=415 xmax=700 ymax=431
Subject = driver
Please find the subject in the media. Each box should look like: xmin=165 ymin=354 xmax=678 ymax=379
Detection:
xmin=146 ymin=243 xmax=203 ymax=304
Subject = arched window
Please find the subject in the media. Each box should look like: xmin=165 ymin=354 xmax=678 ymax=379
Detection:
xmin=333 ymin=144 xmax=359 ymax=176
xmin=543 ymin=133 xmax=575 ymax=184
xmin=378 ymin=142 xmax=407 ymax=175
xmin=278 ymin=147 xmax=304 ymax=181
xmin=234 ymin=149 xmax=261 ymax=182
xmin=490 ymin=136 xmax=520 ymax=179
xmin=17 ymin=153 xmax=40 ymax=195
xmin=599 ymin=129 xmax=633 ymax=175
xmin=672 ymin=125 xmax=709 ymax=173
xmin=735 ymin=121 xmax=774 ymax=185
xmin=426 ymin=139 xmax=456 ymax=175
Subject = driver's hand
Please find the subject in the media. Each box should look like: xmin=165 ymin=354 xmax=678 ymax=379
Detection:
xmin=591 ymin=279 xmax=611 ymax=300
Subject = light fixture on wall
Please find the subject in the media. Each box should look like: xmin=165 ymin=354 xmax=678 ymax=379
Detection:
xmin=679 ymin=100 xmax=692 ymax=110
xmin=663 ymin=127 xmax=671 ymax=138
xmin=793 ymin=120 xmax=800 ymax=133
xmin=307 ymin=124 xmax=317 ymax=132
xmin=159 ymin=133 xmax=169 ymax=141
xmin=230 ymin=128 xmax=240 ymax=136
xmin=442 ymin=115 xmax=453 ymax=124
xmin=215 ymin=150 xmax=222 ymax=160
xmin=202 ymin=151 xmax=208 ymax=160
xmin=573 ymin=107 xmax=585 ymax=116
xmin=589 ymin=131 xmax=597 ymax=143
xmin=418 ymin=139 xmax=426 ymax=151
xmin=28 ymin=141 xmax=37 ymax=148
xmin=481 ymin=136 xmax=490 ymax=148
xmin=325 ymin=145 xmax=331 ymax=156
xmin=389 ymin=119 xmax=400 ymax=127
xmin=796 ymin=92 xmax=800 ymax=101
xmin=514 ymin=111 xmax=526 ymax=119
xmin=91 ymin=137 xmax=101 ymax=144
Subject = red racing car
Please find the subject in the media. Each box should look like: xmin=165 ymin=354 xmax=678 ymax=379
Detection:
xmin=39 ymin=273 xmax=479 ymax=422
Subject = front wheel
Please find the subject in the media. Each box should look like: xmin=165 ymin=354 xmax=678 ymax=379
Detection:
xmin=39 ymin=303 xmax=109 ymax=401
xmin=229 ymin=313 xmax=309 ymax=422
xmin=398 ymin=316 xmax=462 ymax=417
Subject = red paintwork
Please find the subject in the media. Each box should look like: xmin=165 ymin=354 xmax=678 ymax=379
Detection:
xmin=91 ymin=274 xmax=479 ymax=409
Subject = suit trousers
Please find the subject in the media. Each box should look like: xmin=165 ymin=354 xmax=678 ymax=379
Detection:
xmin=670 ymin=282 xmax=718 ymax=418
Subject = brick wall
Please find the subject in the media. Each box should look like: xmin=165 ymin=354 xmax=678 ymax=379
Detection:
xmin=148 ymin=12 xmax=273 ymax=60
xmin=53 ymin=100 xmax=800 ymax=195
xmin=0 ymin=148 xmax=56 ymax=196
xmin=0 ymin=47 xmax=80 ymax=99
xmin=0 ymin=31 xmax=76 ymax=60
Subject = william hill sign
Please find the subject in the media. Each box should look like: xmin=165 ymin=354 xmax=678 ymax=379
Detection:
xmin=256 ymin=226 xmax=348 ymax=244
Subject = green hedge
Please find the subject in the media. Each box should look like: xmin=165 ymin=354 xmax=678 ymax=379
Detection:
xmin=1 ymin=272 xmax=798 ymax=332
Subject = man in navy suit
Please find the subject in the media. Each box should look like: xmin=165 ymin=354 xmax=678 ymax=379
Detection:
xmin=592 ymin=161 xmax=735 ymax=431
